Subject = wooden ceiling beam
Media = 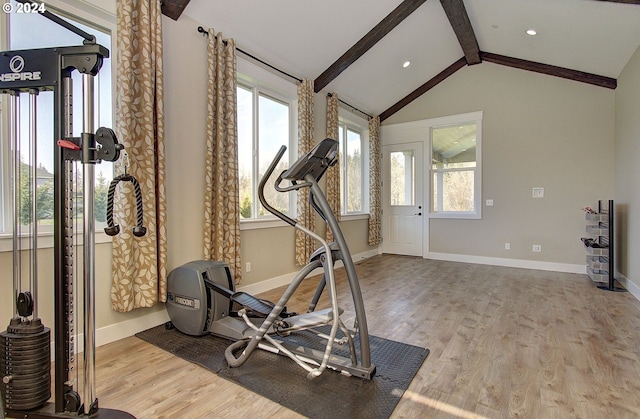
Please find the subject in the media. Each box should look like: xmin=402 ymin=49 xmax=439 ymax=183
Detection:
xmin=380 ymin=57 xmax=467 ymax=121
xmin=480 ymin=52 xmax=617 ymax=89
xmin=314 ymin=0 xmax=428 ymax=93
xmin=161 ymin=0 xmax=192 ymax=21
xmin=596 ymin=0 xmax=640 ymax=4
xmin=439 ymin=0 xmax=481 ymax=65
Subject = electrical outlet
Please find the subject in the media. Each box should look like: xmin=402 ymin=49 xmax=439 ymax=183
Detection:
xmin=246 ymin=262 xmax=251 ymax=272
xmin=505 ymin=243 xmax=510 ymax=250
xmin=532 ymin=245 xmax=542 ymax=252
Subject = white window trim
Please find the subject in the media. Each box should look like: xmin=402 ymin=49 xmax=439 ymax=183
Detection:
xmin=428 ymin=111 xmax=483 ymax=220
xmin=237 ymin=56 xmax=298 ymax=227
xmin=340 ymin=213 xmax=369 ymax=222
xmin=239 ymin=218 xmax=289 ymax=231
xmin=0 ymin=0 xmax=116 ymax=251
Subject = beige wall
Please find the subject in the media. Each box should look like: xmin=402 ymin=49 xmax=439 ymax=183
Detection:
xmin=384 ymin=62 xmax=615 ymax=266
xmin=0 ymin=242 xmax=163 ymax=339
xmin=615 ymin=44 xmax=640 ymax=292
xmin=164 ymin=14 xmax=376 ymax=289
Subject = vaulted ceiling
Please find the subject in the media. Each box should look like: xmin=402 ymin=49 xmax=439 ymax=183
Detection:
xmin=163 ymin=0 xmax=640 ymax=121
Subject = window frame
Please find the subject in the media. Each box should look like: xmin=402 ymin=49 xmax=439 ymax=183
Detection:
xmin=0 ymin=0 xmax=116 ymax=251
xmin=337 ymin=110 xmax=369 ymax=218
xmin=428 ymin=112 xmax=483 ymax=220
xmin=237 ymin=57 xmax=298 ymax=230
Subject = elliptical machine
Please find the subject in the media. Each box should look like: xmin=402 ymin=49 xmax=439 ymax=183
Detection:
xmin=166 ymin=138 xmax=376 ymax=380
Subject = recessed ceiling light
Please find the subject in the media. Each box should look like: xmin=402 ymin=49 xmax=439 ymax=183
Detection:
xmin=403 ymin=61 xmax=411 ymax=68
xmin=526 ymin=29 xmax=537 ymax=36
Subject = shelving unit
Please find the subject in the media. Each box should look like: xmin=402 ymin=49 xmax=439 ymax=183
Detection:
xmin=583 ymin=200 xmax=625 ymax=292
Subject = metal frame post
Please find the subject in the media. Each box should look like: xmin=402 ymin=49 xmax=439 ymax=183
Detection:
xmin=1 ymin=44 xmax=134 ymax=418
xmin=82 ymin=72 xmax=97 ymax=415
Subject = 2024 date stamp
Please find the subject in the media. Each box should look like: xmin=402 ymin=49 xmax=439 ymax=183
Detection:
xmin=3 ymin=2 xmax=47 ymax=14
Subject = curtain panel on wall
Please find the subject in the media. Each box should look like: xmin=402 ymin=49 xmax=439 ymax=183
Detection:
xmin=368 ymin=116 xmax=382 ymax=245
xmin=202 ymin=28 xmax=242 ymax=283
xmin=112 ymin=0 xmax=167 ymax=312
xmin=295 ymin=79 xmax=316 ymax=266
xmin=325 ymin=93 xmax=340 ymax=242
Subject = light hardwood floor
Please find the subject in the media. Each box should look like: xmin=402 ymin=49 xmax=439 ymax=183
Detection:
xmin=90 ymin=255 xmax=640 ymax=418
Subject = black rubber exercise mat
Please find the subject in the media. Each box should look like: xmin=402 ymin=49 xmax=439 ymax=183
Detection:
xmin=136 ymin=324 xmax=429 ymax=419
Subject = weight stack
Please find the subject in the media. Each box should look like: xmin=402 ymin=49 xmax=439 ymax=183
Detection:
xmin=1 ymin=318 xmax=51 ymax=411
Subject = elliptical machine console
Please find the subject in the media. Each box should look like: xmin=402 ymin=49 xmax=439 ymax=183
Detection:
xmin=166 ymin=138 xmax=375 ymax=380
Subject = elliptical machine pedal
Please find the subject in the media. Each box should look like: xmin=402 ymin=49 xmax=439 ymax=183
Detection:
xmin=231 ymin=292 xmax=277 ymax=317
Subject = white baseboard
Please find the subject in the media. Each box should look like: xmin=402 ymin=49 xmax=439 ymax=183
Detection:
xmin=238 ymin=248 xmax=380 ymax=296
xmin=51 ymin=309 xmax=170 ymax=359
xmin=96 ymin=309 xmax=170 ymax=347
xmin=616 ymin=274 xmax=640 ymax=302
xmin=425 ymin=252 xmax=586 ymax=274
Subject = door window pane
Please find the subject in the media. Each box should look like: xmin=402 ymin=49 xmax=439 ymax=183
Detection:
xmin=390 ymin=150 xmax=414 ymax=206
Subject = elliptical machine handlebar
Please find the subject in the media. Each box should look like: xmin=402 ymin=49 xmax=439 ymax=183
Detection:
xmin=258 ymin=138 xmax=340 ymax=228
xmin=258 ymin=145 xmax=297 ymax=227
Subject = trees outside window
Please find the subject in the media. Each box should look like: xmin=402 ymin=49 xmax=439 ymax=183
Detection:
xmin=338 ymin=122 xmax=365 ymax=214
xmin=430 ymin=120 xmax=481 ymax=218
xmin=237 ymin=85 xmax=294 ymax=219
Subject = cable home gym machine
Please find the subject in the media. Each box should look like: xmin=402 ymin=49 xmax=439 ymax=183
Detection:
xmin=1 ymin=4 xmax=138 ymax=419
xmin=166 ymin=138 xmax=376 ymax=380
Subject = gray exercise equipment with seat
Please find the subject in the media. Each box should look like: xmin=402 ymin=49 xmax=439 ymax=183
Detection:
xmin=166 ymin=138 xmax=376 ymax=380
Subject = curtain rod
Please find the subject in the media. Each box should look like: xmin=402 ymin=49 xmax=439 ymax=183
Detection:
xmin=197 ymin=26 xmax=302 ymax=83
xmin=197 ymin=26 xmax=374 ymax=120
xmin=327 ymin=93 xmax=373 ymax=120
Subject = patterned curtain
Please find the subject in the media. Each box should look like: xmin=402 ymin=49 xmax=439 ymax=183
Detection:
xmin=368 ymin=116 xmax=382 ymax=245
xmin=295 ymin=79 xmax=316 ymax=266
xmin=202 ymin=29 xmax=242 ymax=283
xmin=112 ymin=0 xmax=167 ymax=312
xmin=325 ymin=93 xmax=340 ymax=242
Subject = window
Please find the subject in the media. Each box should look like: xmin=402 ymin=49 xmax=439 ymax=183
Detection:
xmin=337 ymin=113 xmax=369 ymax=215
xmin=0 ymin=1 xmax=115 ymax=239
xmin=236 ymin=58 xmax=297 ymax=224
xmin=429 ymin=114 xmax=482 ymax=218
xmin=389 ymin=150 xmax=415 ymax=206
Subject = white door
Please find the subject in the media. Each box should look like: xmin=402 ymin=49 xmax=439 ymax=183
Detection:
xmin=382 ymin=142 xmax=423 ymax=256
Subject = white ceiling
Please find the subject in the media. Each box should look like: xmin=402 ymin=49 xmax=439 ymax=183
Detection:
xmin=184 ymin=0 xmax=640 ymax=117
